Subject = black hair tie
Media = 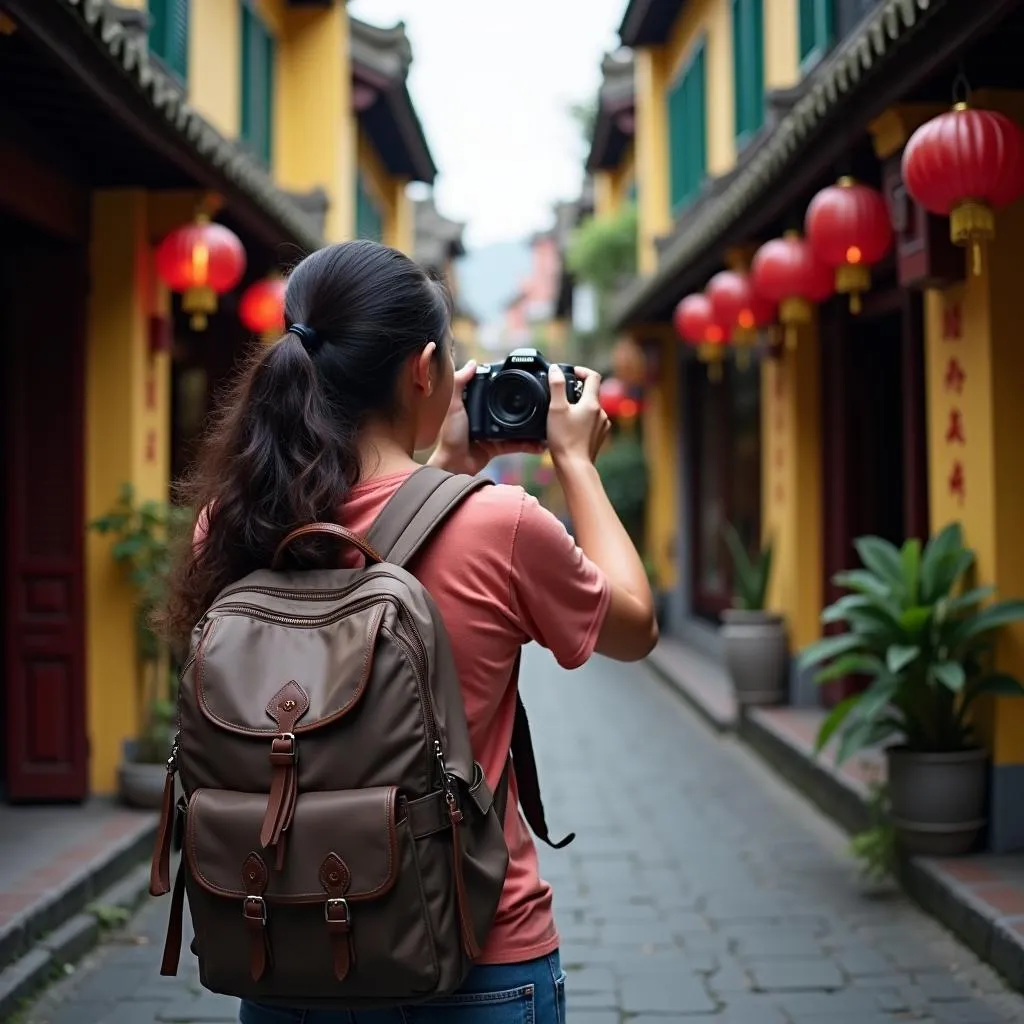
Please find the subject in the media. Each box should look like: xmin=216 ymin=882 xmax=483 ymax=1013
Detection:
xmin=287 ymin=323 xmax=322 ymax=354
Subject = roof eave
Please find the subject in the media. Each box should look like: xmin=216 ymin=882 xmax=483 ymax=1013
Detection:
xmin=611 ymin=0 xmax=1012 ymax=330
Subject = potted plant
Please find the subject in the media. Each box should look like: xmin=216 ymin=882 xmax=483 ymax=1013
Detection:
xmin=720 ymin=522 xmax=788 ymax=706
xmin=89 ymin=484 xmax=192 ymax=809
xmin=801 ymin=523 xmax=1024 ymax=856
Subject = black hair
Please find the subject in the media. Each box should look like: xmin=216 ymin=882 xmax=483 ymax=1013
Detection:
xmin=160 ymin=239 xmax=451 ymax=645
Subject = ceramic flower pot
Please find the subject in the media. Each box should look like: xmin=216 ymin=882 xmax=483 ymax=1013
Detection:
xmin=720 ymin=609 xmax=789 ymax=707
xmin=886 ymin=746 xmax=988 ymax=857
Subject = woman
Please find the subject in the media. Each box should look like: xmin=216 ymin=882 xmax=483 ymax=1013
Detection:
xmin=162 ymin=240 xmax=658 ymax=1023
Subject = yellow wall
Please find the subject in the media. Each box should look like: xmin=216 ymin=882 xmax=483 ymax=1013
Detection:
xmin=185 ymin=0 xmax=353 ymax=242
xmin=641 ymin=331 xmax=680 ymax=590
xmin=634 ymin=46 xmax=671 ymax=275
xmin=920 ymin=89 xmax=1024 ymax=766
xmin=761 ymin=324 xmax=823 ymax=649
xmin=274 ymin=2 xmax=352 ymax=242
xmin=764 ymin=0 xmax=799 ymax=89
xmin=188 ymin=0 xmax=241 ymax=137
xmin=85 ymin=190 xmax=171 ymax=794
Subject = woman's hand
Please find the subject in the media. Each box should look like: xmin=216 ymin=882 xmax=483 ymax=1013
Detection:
xmin=428 ymin=361 xmax=544 ymax=476
xmin=546 ymin=364 xmax=611 ymax=470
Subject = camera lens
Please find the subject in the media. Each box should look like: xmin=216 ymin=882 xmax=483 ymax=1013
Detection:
xmin=487 ymin=371 xmax=545 ymax=429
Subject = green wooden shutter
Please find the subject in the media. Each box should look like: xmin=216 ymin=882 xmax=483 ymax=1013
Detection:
xmin=240 ymin=3 xmax=275 ymax=167
xmin=667 ymin=39 xmax=707 ymax=213
xmin=799 ymin=0 xmax=834 ymax=65
xmin=733 ymin=0 xmax=764 ymax=142
xmin=148 ymin=0 xmax=189 ymax=81
xmin=356 ymin=173 xmax=384 ymax=241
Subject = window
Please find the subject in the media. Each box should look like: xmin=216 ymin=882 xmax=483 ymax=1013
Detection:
xmin=148 ymin=0 xmax=189 ymax=82
xmin=240 ymin=2 xmax=275 ymax=167
xmin=667 ymin=38 xmax=707 ymax=213
xmin=689 ymin=359 xmax=762 ymax=619
xmin=799 ymin=0 xmax=834 ymax=67
xmin=732 ymin=0 xmax=764 ymax=143
xmin=356 ymin=173 xmax=384 ymax=242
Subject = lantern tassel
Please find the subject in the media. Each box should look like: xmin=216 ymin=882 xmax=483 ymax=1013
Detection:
xmin=709 ymin=362 xmax=723 ymax=384
xmin=785 ymin=325 xmax=798 ymax=352
xmin=849 ymin=292 xmax=862 ymax=315
xmin=972 ymin=241 xmax=982 ymax=277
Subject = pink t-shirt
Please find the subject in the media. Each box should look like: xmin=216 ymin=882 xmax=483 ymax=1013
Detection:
xmin=339 ymin=470 xmax=610 ymax=963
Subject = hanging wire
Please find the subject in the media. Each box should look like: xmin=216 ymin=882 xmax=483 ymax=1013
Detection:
xmin=952 ymin=63 xmax=972 ymax=107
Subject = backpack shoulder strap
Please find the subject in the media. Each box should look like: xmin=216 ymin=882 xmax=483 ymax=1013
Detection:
xmin=508 ymin=651 xmax=574 ymax=850
xmin=370 ymin=467 xmax=573 ymax=850
xmin=367 ymin=466 xmax=492 ymax=568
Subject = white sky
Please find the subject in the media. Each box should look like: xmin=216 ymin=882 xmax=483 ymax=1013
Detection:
xmin=348 ymin=0 xmax=627 ymax=248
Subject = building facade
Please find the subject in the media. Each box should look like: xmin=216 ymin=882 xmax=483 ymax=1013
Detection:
xmin=607 ymin=0 xmax=1024 ymax=851
xmin=0 ymin=0 xmax=441 ymax=803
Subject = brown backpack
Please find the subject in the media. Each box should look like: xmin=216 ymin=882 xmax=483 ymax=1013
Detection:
xmin=148 ymin=467 xmax=572 ymax=1011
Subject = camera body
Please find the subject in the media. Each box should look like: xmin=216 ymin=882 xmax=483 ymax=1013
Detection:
xmin=464 ymin=348 xmax=583 ymax=442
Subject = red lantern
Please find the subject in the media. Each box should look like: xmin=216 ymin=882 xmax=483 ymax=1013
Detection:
xmin=599 ymin=378 xmax=626 ymax=418
xmin=673 ymin=293 xmax=726 ymax=382
xmin=155 ymin=214 xmax=247 ymax=330
xmin=805 ymin=177 xmax=892 ymax=313
xmin=706 ymin=270 xmax=775 ymax=367
xmin=239 ymin=276 xmax=287 ymax=340
xmin=902 ymin=103 xmax=1024 ymax=276
xmin=751 ymin=231 xmax=835 ymax=350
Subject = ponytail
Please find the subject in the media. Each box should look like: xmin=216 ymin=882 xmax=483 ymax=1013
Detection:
xmin=159 ymin=240 xmax=451 ymax=647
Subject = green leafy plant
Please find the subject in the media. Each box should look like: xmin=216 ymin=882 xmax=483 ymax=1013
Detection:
xmin=89 ymin=484 xmax=192 ymax=762
xmin=566 ymin=203 xmax=638 ymax=294
xmin=849 ymin=784 xmax=896 ymax=883
xmin=722 ymin=521 xmax=773 ymax=611
xmin=800 ymin=522 xmax=1024 ymax=766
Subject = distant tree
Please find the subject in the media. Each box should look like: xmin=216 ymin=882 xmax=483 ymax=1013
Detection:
xmin=569 ymin=99 xmax=598 ymax=150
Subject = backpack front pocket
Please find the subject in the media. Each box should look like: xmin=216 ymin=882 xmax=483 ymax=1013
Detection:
xmin=184 ymin=786 xmax=440 ymax=1003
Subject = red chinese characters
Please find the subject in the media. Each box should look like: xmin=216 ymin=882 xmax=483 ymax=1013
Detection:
xmin=946 ymin=409 xmax=966 ymax=445
xmin=944 ymin=358 xmax=966 ymax=395
xmin=949 ymin=461 xmax=966 ymax=504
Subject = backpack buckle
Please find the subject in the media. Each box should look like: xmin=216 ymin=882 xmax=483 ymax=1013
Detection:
xmin=270 ymin=733 xmax=297 ymax=766
xmin=243 ymin=895 xmax=268 ymax=927
xmin=324 ymin=897 xmax=350 ymax=926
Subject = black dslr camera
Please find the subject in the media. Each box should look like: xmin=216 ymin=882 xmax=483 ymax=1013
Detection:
xmin=464 ymin=348 xmax=583 ymax=442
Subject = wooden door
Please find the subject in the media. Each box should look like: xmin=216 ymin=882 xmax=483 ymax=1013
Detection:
xmin=3 ymin=230 xmax=88 ymax=801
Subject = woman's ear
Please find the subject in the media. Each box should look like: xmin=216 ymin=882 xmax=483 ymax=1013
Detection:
xmin=412 ymin=342 xmax=437 ymax=397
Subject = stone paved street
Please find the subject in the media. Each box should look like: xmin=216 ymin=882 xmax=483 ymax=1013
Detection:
xmin=21 ymin=648 xmax=1024 ymax=1023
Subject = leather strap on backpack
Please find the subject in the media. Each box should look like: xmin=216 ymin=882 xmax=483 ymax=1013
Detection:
xmin=369 ymin=467 xmax=573 ymax=850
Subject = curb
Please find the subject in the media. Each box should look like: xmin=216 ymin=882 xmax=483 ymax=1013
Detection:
xmin=0 ymin=818 xmax=156 ymax=974
xmin=735 ymin=705 xmax=1024 ymax=995
xmin=0 ymin=860 xmax=153 ymax=1021
xmin=645 ymin=647 xmax=737 ymax=733
xmin=737 ymin=707 xmax=873 ymax=837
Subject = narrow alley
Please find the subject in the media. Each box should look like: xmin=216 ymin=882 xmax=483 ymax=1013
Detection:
xmin=21 ymin=647 xmax=1024 ymax=1024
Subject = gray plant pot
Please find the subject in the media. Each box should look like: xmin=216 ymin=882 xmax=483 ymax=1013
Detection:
xmin=887 ymin=746 xmax=988 ymax=857
xmin=720 ymin=609 xmax=789 ymax=707
xmin=117 ymin=759 xmax=170 ymax=810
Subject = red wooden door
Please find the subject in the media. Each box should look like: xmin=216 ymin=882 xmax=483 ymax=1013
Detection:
xmin=3 ymin=230 xmax=88 ymax=801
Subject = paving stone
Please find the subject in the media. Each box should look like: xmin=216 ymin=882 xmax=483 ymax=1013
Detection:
xmin=98 ymin=1003 xmax=166 ymax=1024
xmin=156 ymin=991 xmax=240 ymax=1021
xmin=830 ymin=946 xmax=895 ymax=976
xmin=748 ymin=958 xmax=845 ymax=992
xmin=619 ymin=969 xmax=717 ymax=1014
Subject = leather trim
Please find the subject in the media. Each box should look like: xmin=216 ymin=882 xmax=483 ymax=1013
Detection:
xmin=195 ymin=603 xmax=385 ymax=737
xmin=185 ymin=787 xmax=399 ymax=903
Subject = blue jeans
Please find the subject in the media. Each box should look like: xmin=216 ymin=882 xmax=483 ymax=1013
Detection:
xmin=238 ymin=951 xmax=566 ymax=1024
